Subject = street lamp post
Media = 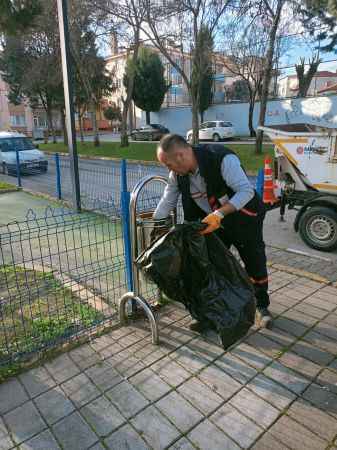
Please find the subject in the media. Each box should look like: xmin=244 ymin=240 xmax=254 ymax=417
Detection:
xmin=57 ymin=0 xmax=81 ymax=211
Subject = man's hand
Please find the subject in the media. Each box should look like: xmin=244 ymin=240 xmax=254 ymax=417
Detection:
xmin=200 ymin=212 xmax=222 ymax=235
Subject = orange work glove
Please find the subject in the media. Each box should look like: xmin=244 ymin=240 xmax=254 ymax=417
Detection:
xmin=200 ymin=211 xmax=223 ymax=235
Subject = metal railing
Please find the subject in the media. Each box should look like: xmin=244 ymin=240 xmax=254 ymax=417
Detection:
xmin=0 ymin=204 xmax=126 ymax=365
xmin=0 ymin=152 xmax=169 ymax=214
xmin=0 ymin=160 xmax=175 ymax=364
xmin=0 ymin=154 xmax=258 ymax=365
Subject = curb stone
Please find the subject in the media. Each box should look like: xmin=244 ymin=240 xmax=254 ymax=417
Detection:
xmin=0 ymin=187 xmax=21 ymax=194
xmin=267 ymin=261 xmax=330 ymax=284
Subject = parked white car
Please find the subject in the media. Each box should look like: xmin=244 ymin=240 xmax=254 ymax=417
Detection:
xmin=186 ymin=121 xmax=236 ymax=142
xmin=0 ymin=131 xmax=48 ymax=175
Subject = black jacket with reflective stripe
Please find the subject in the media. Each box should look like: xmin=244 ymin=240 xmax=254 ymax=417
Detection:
xmin=177 ymin=144 xmax=264 ymax=221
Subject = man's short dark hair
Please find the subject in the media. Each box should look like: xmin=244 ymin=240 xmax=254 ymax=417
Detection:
xmin=158 ymin=133 xmax=190 ymax=153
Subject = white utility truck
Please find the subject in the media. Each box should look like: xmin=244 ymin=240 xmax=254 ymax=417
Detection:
xmin=259 ymin=124 xmax=337 ymax=252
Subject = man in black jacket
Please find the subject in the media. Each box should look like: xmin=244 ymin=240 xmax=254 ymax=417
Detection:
xmin=153 ymin=133 xmax=272 ymax=329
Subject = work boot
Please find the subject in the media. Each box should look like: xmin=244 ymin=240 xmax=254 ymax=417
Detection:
xmin=256 ymin=307 xmax=273 ymax=329
xmin=189 ymin=321 xmax=211 ymax=333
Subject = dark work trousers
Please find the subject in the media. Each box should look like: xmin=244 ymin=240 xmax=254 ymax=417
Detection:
xmin=216 ymin=208 xmax=270 ymax=309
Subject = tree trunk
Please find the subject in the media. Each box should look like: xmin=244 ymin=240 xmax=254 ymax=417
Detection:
xmin=60 ymin=107 xmax=68 ymax=145
xmin=121 ymin=29 xmax=140 ymax=148
xmin=255 ymin=0 xmax=284 ymax=154
xmin=248 ymin=94 xmax=256 ymax=137
xmin=128 ymin=106 xmax=134 ymax=132
xmin=79 ymin=113 xmax=84 ymax=143
xmin=146 ymin=111 xmax=150 ymax=124
xmin=120 ymin=101 xmax=129 ymax=147
xmin=191 ymin=97 xmax=199 ymax=145
xmin=43 ymin=129 xmax=49 ymax=144
xmin=92 ymin=106 xmax=100 ymax=147
xmin=298 ymin=78 xmax=312 ymax=98
xmin=46 ymin=105 xmax=56 ymax=144
xmin=200 ymin=111 xmax=204 ymax=123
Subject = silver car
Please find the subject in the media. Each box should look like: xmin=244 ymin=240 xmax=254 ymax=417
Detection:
xmin=0 ymin=131 xmax=48 ymax=175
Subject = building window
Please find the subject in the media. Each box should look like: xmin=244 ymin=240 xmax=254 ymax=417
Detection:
xmin=112 ymin=79 xmax=122 ymax=89
xmin=33 ymin=114 xmax=48 ymax=128
xmin=10 ymin=114 xmax=26 ymax=126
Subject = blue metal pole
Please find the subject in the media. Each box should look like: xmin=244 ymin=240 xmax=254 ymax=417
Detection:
xmin=121 ymin=159 xmax=128 ymax=192
xmin=256 ymin=168 xmax=264 ymax=198
xmin=120 ymin=159 xmax=133 ymax=292
xmin=15 ymin=149 xmax=22 ymax=188
xmin=55 ymin=153 xmax=62 ymax=200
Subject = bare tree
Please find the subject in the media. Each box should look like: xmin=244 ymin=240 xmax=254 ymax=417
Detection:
xmin=141 ymin=0 xmax=231 ymax=144
xmin=93 ymin=0 xmax=146 ymax=147
xmin=295 ymin=54 xmax=321 ymax=97
xmin=222 ymin=20 xmax=269 ymax=137
xmin=255 ymin=0 xmax=286 ymax=153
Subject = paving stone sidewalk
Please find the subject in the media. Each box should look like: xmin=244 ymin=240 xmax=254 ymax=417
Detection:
xmin=266 ymin=246 xmax=337 ymax=282
xmin=0 ymin=266 xmax=337 ymax=450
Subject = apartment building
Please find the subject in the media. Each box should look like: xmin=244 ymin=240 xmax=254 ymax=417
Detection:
xmin=278 ymin=70 xmax=337 ymax=98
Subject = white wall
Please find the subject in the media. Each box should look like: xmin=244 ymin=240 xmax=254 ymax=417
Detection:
xmin=145 ymin=94 xmax=337 ymax=136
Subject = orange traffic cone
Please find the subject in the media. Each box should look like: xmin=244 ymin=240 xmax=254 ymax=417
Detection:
xmin=263 ymin=157 xmax=278 ymax=205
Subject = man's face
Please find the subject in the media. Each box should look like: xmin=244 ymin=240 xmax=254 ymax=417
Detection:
xmin=157 ymin=147 xmax=191 ymax=175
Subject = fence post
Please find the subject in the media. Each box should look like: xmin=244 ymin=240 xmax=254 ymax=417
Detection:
xmin=256 ymin=168 xmax=264 ymax=198
xmin=15 ymin=149 xmax=22 ymax=188
xmin=120 ymin=159 xmax=133 ymax=292
xmin=55 ymin=153 xmax=62 ymax=200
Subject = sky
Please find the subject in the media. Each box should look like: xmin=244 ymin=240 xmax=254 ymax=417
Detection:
xmin=99 ymin=6 xmax=337 ymax=79
xmin=278 ymin=36 xmax=337 ymax=77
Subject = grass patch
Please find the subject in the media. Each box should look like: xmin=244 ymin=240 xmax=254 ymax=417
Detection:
xmin=228 ymin=144 xmax=274 ymax=172
xmin=0 ymin=181 xmax=16 ymax=191
xmin=0 ymin=265 xmax=104 ymax=361
xmin=41 ymin=141 xmax=158 ymax=161
xmin=40 ymin=141 xmax=274 ymax=172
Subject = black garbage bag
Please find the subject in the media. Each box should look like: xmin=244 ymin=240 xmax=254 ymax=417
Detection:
xmin=136 ymin=222 xmax=256 ymax=349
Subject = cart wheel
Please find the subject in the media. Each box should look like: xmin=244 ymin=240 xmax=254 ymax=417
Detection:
xmin=299 ymin=206 xmax=337 ymax=252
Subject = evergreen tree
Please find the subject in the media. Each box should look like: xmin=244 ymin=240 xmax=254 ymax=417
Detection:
xmin=303 ymin=1 xmax=337 ymax=52
xmin=199 ymin=66 xmax=214 ymax=123
xmin=124 ymin=47 xmax=168 ymax=124
xmin=0 ymin=0 xmax=41 ymax=35
xmin=104 ymin=105 xmax=122 ymax=124
xmin=191 ymin=26 xmax=214 ymax=125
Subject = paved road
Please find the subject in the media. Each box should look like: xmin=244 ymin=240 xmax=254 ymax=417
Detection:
xmin=0 ymin=155 xmax=169 ymax=212
xmin=264 ymin=208 xmax=337 ymax=280
xmin=264 ymin=208 xmax=336 ymax=259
